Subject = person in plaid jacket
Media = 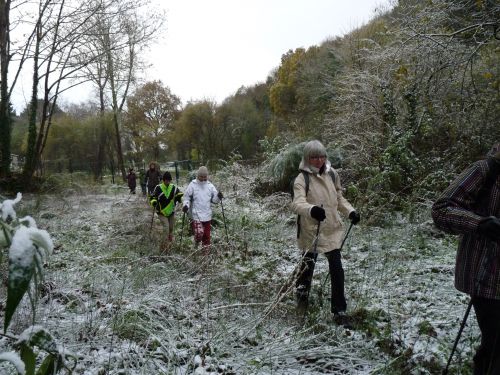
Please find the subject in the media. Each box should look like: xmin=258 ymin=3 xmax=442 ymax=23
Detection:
xmin=432 ymin=142 xmax=500 ymax=375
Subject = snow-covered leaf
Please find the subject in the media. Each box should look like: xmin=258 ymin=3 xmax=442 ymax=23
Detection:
xmin=0 ymin=221 xmax=12 ymax=248
xmin=19 ymin=344 xmax=36 ymax=375
xmin=17 ymin=326 xmax=58 ymax=353
xmin=18 ymin=216 xmax=38 ymax=229
xmin=4 ymin=225 xmax=52 ymax=333
xmin=0 ymin=192 xmax=22 ymax=221
xmin=35 ymin=354 xmax=57 ymax=375
xmin=5 ymin=245 xmax=35 ymax=332
xmin=0 ymin=351 xmax=26 ymax=374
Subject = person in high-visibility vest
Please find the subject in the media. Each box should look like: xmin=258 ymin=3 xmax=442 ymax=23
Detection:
xmin=149 ymin=171 xmax=184 ymax=251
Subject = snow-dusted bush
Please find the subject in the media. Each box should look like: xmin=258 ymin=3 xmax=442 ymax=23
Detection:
xmin=254 ymin=141 xmax=343 ymax=195
xmin=0 ymin=193 xmax=75 ymax=374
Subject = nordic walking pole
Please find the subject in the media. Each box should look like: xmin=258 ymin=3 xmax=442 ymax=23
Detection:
xmin=321 ymin=221 xmax=354 ymax=291
xmin=148 ymin=204 xmax=156 ymax=235
xmin=180 ymin=210 xmax=186 ymax=244
xmin=442 ymin=243 xmax=493 ymax=375
xmin=220 ymin=196 xmax=229 ymax=244
xmin=442 ymin=301 xmax=473 ymax=375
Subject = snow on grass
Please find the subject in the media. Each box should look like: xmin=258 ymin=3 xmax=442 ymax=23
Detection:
xmin=1 ymin=166 xmax=478 ymax=374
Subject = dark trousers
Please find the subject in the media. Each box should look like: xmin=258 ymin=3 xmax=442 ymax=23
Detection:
xmin=296 ymin=249 xmax=347 ymax=313
xmin=472 ymin=297 xmax=500 ymax=375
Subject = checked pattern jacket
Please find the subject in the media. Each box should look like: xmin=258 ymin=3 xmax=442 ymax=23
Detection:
xmin=432 ymin=158 xmax=500 ymax=299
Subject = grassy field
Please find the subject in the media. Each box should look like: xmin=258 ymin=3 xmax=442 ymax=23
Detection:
xmin=1 ymin=166 xmax=477 ymax=374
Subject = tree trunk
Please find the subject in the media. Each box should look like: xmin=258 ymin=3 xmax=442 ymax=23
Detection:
xmin=111 ymin=108 xmax=126 ymax=180
xmin=94 ymin=117 xmax=106 ymax=182
xmin=23 ymin=24 xmax=40 ymax=179
xmin=92 ymin=82 xmax=107 ymax=181
xmin=0 ymin=0 xmax=11 ymax=177
xmin=103 ymin=31 xmax=126 ymax=181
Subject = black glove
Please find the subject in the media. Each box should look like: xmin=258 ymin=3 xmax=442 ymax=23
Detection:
xmin=182 ymin=205 xmax=189 ymax=213
xmin=217 ymin=191 xmax=223 ymax=199
xmin=478 ymin=217 xmax=500 ymax=241
xmin=349 ymin=211 xmax=361 ymax=225
xmin=310 ymin=206 xmax=326 ymax=221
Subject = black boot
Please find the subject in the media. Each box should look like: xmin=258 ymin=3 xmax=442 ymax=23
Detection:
xmin=333 ymin=311 xmax=354 ymax=329
xmin=296 ymin=284 xmax=309 ymax=313
xmin=295 ymin=252 xmax=316 ymax=314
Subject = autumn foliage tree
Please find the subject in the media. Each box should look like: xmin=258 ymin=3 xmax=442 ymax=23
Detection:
xmin=268 ymin=46 xmax=340 ymax=138
xmin=216 ymin=84 xmax=271 ymax=159
xmin=315 ymin=0 xmax=500 ymax=216
xmin=124 ymin=80 xmax=181 ymax=162
xmin=169 ymin=100 xmax=217 ymax=162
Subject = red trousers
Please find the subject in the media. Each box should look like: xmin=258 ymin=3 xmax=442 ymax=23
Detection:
xmin=191 ymin=220 xmax=211 ymax=247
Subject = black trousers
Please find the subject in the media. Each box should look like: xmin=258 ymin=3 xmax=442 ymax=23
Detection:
xmin=296 ymin=249 xmax=347 ymax=313
xmin=472 ymin=297 xmax=500 ymax=375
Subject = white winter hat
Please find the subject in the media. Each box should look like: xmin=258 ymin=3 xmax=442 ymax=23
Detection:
xmin=197 ymin=166 xmax=209 ymax=177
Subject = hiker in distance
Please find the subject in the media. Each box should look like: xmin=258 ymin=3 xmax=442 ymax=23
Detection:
xmin=145 ymin=161 xmax=161 ymax=196
xmin=127 ymin=167 xmax=137 ymax=195
xmin=432 ymin=142 xmax=500 ymax=375
xmin=182 ymin=166 xmax=223 ymax=254
xmin=149 ymin=171 xmax=184 ymax=251
xmin=291 ymin=140 xmax=360 ymax=327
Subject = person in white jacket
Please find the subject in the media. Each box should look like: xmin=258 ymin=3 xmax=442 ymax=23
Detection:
xmin=182 ymin=166 xmax=223 ymax=252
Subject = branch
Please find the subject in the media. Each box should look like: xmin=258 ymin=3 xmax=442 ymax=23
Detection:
xmin=425 ymin=22 xmax=498 ymax=38
xmin=0 ymin=332 xmax=17 ymax=341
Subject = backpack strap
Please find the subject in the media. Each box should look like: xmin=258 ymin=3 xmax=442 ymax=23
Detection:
xmin=302 ymin=171 xmax=310 ymax=196
xmin=328 ymin=169 xmax=336 ymax=187
xmin=302 ymin=169 xmax=336 ymax=197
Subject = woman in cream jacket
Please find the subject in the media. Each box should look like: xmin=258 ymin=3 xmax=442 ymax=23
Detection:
xmin=291 ymin=140 xmax=360 ymax=326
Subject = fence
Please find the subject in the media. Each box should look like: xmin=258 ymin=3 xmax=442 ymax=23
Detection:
xmin=10 ymin=155 xmax=266 ymax=186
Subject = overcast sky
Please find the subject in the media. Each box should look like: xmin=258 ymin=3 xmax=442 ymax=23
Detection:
xmin=11 ymin=0 xmax=391 ymax=112
xmin=146 ymin=0 xmax=390 ymax=105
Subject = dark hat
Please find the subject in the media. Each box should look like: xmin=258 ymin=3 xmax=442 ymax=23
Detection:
xmin=163 ymin=171 xmax=172 ymax=181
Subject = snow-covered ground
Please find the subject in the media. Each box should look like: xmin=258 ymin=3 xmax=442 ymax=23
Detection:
xmin=1 ymin=166 xmax=478 ymax=374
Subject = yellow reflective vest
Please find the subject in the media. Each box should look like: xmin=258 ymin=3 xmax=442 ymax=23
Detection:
xmin=150 ymin=182 xmax=183 ymax=217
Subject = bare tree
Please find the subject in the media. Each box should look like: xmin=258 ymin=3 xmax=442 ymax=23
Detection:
xmin=0 ymin=0 xmax=36 ymax=177
xmin=83 ymin=0 xmax=165 ymax=180
xmin=23 ymin=0 xmax=106 ymax=178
